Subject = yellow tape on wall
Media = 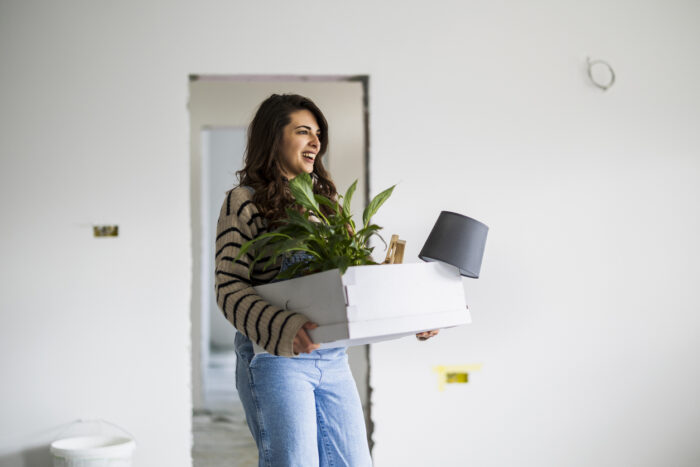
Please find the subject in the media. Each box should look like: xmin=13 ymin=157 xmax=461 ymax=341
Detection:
xmin=432 ymin=364 xmax=483 ymax=391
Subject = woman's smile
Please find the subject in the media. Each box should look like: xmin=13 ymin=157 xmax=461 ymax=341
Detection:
xmin=279 ymin=109 xmax=322 ymax=178
xmin=302 ymin=152 xmax=316 ymax=164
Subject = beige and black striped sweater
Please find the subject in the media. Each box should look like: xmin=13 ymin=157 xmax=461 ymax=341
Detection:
xmin=214 ymin=186 xmax=309 ymax=357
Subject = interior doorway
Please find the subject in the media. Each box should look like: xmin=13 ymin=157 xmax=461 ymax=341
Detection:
xmin=188 ymin=75 xmax=371 ymax=463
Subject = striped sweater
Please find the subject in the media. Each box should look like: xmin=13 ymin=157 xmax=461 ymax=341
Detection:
xmin=214 ymin=186 xmax=309 ymax=357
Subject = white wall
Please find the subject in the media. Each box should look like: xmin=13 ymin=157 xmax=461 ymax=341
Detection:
xmin=1 ymin=1 xmax=698 ymax=466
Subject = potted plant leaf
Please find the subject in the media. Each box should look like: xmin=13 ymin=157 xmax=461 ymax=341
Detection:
xmin=236 ymin=173 xmax=395 ymax=279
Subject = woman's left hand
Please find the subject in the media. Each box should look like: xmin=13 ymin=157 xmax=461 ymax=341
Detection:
xmin=416 ymin=329 xmax=440 ymax=341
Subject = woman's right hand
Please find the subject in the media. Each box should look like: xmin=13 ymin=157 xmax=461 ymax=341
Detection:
xmin=294 ymin=321 xmax=320 ymax=355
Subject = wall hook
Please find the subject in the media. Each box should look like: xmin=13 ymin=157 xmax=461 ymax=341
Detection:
xmin=586 ymin=57 xmax=616 ymax=91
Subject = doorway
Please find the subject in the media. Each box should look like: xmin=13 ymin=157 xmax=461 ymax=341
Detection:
xmin=189 ymin=75 xmax=371 ymax=464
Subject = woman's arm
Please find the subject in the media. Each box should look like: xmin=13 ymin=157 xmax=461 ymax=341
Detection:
xmin=214 ymin=187 xmax=311 ymax=356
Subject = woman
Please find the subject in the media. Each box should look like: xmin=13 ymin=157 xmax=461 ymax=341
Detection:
xmin=214 ymin=94 xmax=437 ymax=466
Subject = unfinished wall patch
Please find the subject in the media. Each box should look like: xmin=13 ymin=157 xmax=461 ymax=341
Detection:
xmin=93 ymin=225 xmax=119 ymax=237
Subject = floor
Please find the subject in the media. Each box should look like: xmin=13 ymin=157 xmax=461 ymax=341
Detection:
xmin=192 ymin=350 xmax=258 ymax=467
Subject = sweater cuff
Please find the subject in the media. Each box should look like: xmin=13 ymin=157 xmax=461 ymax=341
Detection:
xmin=274 ymin=313 xmax=312 ymax=357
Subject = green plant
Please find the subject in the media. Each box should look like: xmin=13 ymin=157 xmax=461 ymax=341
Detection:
xmin=237 ymin=173 xmax=395 ymax=279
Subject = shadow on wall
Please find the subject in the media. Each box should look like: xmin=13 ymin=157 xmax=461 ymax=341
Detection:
xmin=0 ymin=445 xmax=53 ymax=467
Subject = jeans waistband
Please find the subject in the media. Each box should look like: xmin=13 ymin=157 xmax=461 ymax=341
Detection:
xmin=234 ymin=331 xmax=346 ymax=359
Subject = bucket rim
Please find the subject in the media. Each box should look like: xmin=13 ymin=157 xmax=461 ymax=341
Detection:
xmin=50 ymin=435 xmax=135 ymax=458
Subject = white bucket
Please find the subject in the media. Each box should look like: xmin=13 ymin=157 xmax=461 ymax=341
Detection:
xmin=50 ymin=420 xmax=136 ymax=467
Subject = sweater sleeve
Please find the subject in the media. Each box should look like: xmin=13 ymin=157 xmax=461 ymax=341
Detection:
xmin=214 ymin=187 xmax=309 ymax=357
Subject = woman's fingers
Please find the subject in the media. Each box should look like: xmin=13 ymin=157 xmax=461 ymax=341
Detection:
xmin=416 ymin=329 xmax=440 ymax=341
xmin=294 ymin=323 xmax=320 ymax=354
xmin=416 ymin=330 xmax=438 ymax=337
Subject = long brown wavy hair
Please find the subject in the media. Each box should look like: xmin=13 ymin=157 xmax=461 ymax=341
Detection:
xmin=237 ymin=94 xmax=338 ymax=225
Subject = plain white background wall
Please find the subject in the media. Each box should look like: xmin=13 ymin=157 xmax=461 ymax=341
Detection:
xmin=0 ymin=1 xmax=698 ymax=466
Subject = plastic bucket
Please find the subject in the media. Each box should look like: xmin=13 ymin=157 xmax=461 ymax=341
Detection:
xmin=50 ymin=420 xmax=135 ymax=467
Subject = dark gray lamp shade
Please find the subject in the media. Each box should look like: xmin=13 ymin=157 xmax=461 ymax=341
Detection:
xmin=419 ymin=211 xmax=489 ymax=278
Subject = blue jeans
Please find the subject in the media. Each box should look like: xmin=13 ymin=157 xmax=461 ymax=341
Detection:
xmin=234 ymin=252 xmax=372 ymax=466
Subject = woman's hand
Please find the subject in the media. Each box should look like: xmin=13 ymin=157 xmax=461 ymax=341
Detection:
xmin=416 ymin=329 xmax=440 ymax=341
xmin=294 ymin=321 xmax=321 ymax=354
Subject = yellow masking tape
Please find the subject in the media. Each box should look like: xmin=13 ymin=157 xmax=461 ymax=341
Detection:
xmin=432 ymin=364 xmax=483 ymax=391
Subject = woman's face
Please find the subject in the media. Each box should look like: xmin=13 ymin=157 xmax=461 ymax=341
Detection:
xmin=278 ymin=109 xmax=322 ymax=179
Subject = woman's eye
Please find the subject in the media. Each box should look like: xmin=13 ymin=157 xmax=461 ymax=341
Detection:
xmin=297 ymin=130 xmax=321 ymax=137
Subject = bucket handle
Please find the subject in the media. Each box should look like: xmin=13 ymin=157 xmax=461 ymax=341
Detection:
xmin=53 ymin=418 xmax=136 ymax=443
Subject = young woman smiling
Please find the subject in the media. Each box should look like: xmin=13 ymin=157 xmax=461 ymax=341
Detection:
xmin=214 ymin=94 xmax=436 ymax=466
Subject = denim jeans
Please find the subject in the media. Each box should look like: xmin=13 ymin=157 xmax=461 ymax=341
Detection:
xmin=234 ymin=252 xmax=372 ymax=466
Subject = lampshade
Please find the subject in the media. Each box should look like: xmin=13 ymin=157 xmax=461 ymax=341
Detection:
xmin=418 ymin=211 xmax=489 ymax=278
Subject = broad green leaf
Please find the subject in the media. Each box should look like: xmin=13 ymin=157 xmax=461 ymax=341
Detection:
xmin=289 ymin=173 xmax=319 ymax=213
xmin=277 ymin=262 xmax=307 ymax=280
xmin=314 ymin=194 xmax=337 ymax=214
xmin=284 ymin=209 xmax=315 ymax=233
xmin=342 ymin=180 xmax=357 ymax=218
xmin=335 ymin=256 xmax=351 ymax=275
xmin=362 ymin=184 xmax=395 ymax=228
xmin=357 ymin=224 xmax=382 ymax=240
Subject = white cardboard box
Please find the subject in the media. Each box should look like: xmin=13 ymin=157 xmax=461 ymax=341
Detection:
xmin=253 ymin=261 xmax=471 ymax=352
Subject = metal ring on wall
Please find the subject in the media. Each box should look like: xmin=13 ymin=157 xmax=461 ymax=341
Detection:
xmin=587 ymin=57 xmax=616 ymax=91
